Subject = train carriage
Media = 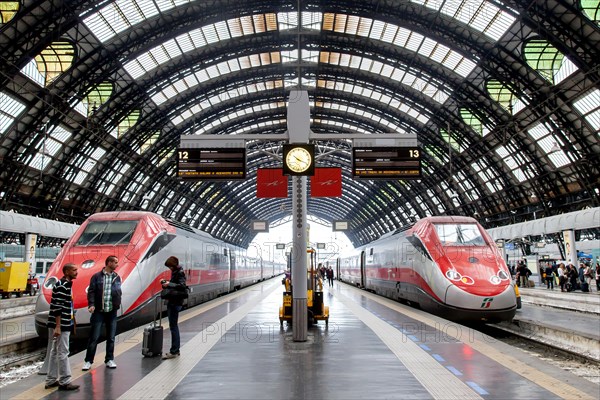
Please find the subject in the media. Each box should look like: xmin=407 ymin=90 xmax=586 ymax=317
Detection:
xmin=34 ymin=211 xmax=283 ymax=338
xmin=338 ymin=216 xmax=517 ymax=323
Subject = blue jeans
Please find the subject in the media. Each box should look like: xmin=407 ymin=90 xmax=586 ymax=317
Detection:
xmin=167 ymin=304 xmax=182 ymax=355
xmin=84 ymin=310 xmax=117 ymax=363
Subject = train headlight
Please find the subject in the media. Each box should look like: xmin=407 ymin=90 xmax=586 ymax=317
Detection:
xmin=497 ymin=270 xmax=510 ymax=280
xmin=490 ymin=275 xmax=501 ymax=285
xmin=460 ymin=276 xmax=474 ymax=285
xmin=44 ymin=276 xmax=58 ymax=289
xmin=81 ymin=260 xmax=95 ymax=269
xmin=446 ymin=270 xmax=461 ymax=281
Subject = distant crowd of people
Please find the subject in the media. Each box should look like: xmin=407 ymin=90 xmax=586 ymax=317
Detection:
xmin=510 ymin=259 xmax=599 ymax=293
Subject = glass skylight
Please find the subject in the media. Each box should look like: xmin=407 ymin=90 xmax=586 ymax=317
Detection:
xmin=192 ymin=103 xmax=285 ymax=135
xmin=323 ymin=13 xmax=477 ymax=78
xmin=28 ymin=125 xmax=72 ymax=170
xmin=171 ymin=80 xmax=284 ymax=126
xmin=123 ymin=13 xmax=277 ymax=79
xmin=320 ymin=51 xmax=450 ymax=104
xmin=527 ymin=122 xmax=571 ymax=168
xmin=410 ymin=0 xmax=516 ymax=41
xmin=317 ymin=79 xmax=430 ymax=125
xmin=496 ymin=145 xmax=527 ymax=182
xmin=150 ymin=52 xmax=282 ymax=106
xmin=573 ymin=89 xmax=600 ymax=132
xmin=0 ymin=92 xmax=26 ymax=134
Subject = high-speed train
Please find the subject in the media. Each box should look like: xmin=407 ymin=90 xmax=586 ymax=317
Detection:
xmin=337 ymin=216 xmax=516 ymax=323
xmin=34 ymin=211 xmax=285 ymax=338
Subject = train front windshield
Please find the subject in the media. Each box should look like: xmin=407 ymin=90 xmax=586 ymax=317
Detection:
xmin=434 ymin=223 xmax=485 ymax=246
xmin=76 ymin=220 xmax=138 ymax=246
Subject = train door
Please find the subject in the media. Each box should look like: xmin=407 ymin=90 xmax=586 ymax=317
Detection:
xmin=228 ymin=249 xmax=236 ymax=292
xmin=360 ymin=251 xmax=367 ymax=288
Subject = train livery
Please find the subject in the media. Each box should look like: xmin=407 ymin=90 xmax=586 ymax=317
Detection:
xmin=337 ymin=216 xmax=517 ymax=323
xmin=34 ymin=211 xmax=284 ymax=338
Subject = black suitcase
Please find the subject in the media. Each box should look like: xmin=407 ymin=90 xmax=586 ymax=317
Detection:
xmin=142 ymin=299 xmax=163 ymax=357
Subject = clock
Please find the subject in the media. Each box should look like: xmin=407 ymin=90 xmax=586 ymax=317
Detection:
xmin=283 ymin=144 xmax=315 ymax=176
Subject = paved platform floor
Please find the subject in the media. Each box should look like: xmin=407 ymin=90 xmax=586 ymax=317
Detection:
xmin=3 ymin=279 xmax=599 ymax=400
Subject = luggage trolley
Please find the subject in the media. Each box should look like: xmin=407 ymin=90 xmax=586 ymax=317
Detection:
xmin=279 ymin=249 xmax=329 ymax=327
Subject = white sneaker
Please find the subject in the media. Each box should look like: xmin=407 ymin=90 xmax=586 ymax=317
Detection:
xmin=105 ymin=360 xmax=117 ymax=369
xmin=82 ymin=361 xmax=92 ymax=371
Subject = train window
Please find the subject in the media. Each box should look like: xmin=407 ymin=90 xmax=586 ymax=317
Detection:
xmin=76 ymin=220 xmax=138 ymax=245
xmin=36 ymin=261 xmax=44 ymax=274
xmin=434 ymin=223 xmax=485 ymax=246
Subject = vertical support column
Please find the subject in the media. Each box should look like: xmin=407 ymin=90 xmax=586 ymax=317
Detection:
xmin=292 ymin=175 xmax=308 ymax=341
xmin=24 ymin=233 xmax=37 ymax=275
xmin=562 ymin=229 xmax=578 ymax=268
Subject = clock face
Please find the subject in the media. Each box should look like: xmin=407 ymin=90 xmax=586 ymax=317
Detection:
xmin=285 ymin=147 xmax=312 ymax=173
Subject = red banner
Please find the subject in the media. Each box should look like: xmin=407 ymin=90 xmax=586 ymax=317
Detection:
xmin=256 ymin=168 xmax=288 ymax=198
xmin=311 ymin=168 xmax=342 ymax=197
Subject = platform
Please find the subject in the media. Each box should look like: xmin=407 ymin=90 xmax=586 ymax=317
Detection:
xmin=3 ymin=279 xmax=599 ymax=400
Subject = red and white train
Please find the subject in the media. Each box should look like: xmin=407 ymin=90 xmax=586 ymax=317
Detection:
xmin=337 ymin=216 xmax=517 ymax=323
xmin=34 ymin=211 xmax=285 ymax=338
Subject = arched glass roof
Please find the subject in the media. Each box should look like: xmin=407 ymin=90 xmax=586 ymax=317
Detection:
xmin=0 ymin=0 xmax=598 ymax=247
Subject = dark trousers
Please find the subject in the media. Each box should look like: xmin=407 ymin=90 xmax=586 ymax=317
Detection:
xmin=167 ymin=304 xmax=182 ymax=355
xmin=85 ymin=310 xmax=117 ymax=363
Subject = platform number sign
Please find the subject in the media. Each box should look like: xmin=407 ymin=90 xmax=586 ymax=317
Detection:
xmin=177 ymin=147 xmax=246 ymax=180
xmin=352 ymin=146 xmax=422 ymax=179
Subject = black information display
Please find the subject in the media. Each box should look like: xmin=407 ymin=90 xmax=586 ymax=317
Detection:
xmin=177 ymin=148 xmax=246 ymax=180
xmin=352 ymin=147 xmax=422 ymax=179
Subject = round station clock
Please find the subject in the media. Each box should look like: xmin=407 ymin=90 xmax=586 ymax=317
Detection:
xmin=283 ymin=144 xmax=315 ymax=176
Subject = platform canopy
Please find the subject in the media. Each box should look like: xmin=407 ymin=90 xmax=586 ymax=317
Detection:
xmin=0 ymin=0 xmax=598 ymax=247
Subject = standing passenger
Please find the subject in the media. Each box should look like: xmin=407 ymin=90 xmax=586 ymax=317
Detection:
xmin=162 ymin=256 xmax=187 ymax=359
xmin=82 ymin=256 xmax=122 ymax=370
xmin=45 ymin=263 xmax=79 ymax=391
xmin=326 ymin=267 xmax=334 ymax=287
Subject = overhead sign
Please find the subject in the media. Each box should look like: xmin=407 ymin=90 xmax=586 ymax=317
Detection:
xmin=176 ymin=148 xmax=246 ymax=180
xmin=352 ymin=147 xmax=421 ymax=179
xmin=332 ymin=220 xmax=349 ymax=231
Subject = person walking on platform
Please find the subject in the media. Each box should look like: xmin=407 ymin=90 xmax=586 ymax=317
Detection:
xmin=326 ymin=266 xmax=334 ymax=287
xmin=45 ymin=263 xmax=79 ymax=391
xmin=557 ymin=263 xmax=567 ymax=292
xmin=583 ymin=263 xmax=593 ymax=293
xmin=595 ymin=262 xmax=600 ymax=291
xmin=545 ymin=264 xmax=554 ymax=290
xmin=82 ymin=255 xmax=122 ymax=371
xmin=162 ymin=256 xmax=187 ymax=360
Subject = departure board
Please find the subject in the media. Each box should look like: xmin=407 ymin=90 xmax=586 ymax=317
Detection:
xmin=352 ymin=147 xmax=422 ymax=179
xmin=176 ymin=148 xmax=246 ymax=180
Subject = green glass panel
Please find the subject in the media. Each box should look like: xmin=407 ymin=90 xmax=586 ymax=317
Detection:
xmin=460 ymin=109 xmax=483 ymax=136
xmin=0 ymin=1 xmax=19 ymax=24
xmin=486 ymin=80 xmax=514 ymax=112
xmin=523 ymin=39 xmax=564 ymax=83
xmin=86 ymin=82 xmax=113 ymax=116
xmin=581 ymin=0 xmax=600 ymax=21
xmin=440 ymin=128 xmax=461 ymax=152
xmin=117 ymin=110 xmax=140 ymax=139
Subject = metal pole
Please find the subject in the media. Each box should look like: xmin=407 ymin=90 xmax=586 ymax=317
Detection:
xmin=291 ymin=175 xmax=308 ymax=341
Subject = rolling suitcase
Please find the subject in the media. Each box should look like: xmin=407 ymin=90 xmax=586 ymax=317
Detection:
xmin=142 ymin=299 xmax=163 ymax=357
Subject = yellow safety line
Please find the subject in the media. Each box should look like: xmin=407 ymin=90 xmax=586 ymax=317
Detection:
xmin=354 ymin=287 xmax=596 ymax=400
xmin=10 ymin=280 xmax=279 ymax=400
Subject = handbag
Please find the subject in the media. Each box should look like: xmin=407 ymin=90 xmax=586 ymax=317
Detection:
xmin=160 ymin=285 xmax=189 ymax=300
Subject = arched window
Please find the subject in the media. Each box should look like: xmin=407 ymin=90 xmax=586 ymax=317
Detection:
xmin=486 ymin=80 xmax=527 ymax=115
xmin=34 ymin=42 xmax=75 ymax=86
xmin=85 ymin=82 xmax=113 ymax=116
xmin=523 ymin=39 xmax=565 ymax=83
xmin=0 ymin=1 xmax=19 ymax=24
xmin=581 ymin=0 xmax=600 ymax=22
xmin=460 ymin=108 xmax=489 ymax=137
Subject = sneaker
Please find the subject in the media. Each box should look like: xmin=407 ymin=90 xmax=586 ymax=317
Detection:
xmin=44 ymin=381 xmax=59 ymax=389
xmin=105 ymin=360 xmax=117 ymax=369
xmin=162 ymin=352 xmax=180 ymax=360
xmin=58 ymin=383 xmax=80 ymax=391
xmin=82 ymin=361 xmax=92 ymax=371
